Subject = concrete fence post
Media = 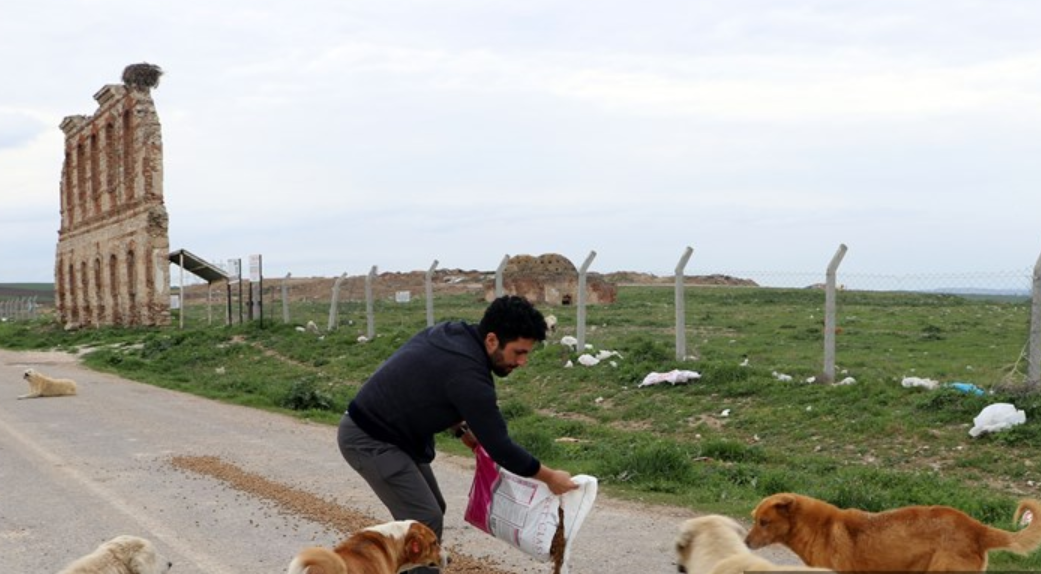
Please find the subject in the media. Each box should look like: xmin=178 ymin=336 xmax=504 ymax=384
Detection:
xmin=178 ymin=252 xmax=185 ymax=329
xmin=675 ymin=246 xmax=694 ymax=361
xmin=823 ymin=243 xmax=849 ymax=383
xmin=328 ymin=272 xmax=347 ymax=331
xmin=425 ymin=260 xmax=438 ymax=327
xmin=1029 ymin=249 xmax=1041 ymax=386
xmin=577 ymin=251 xmax=597 ymax=353
xmin=366 ymin=265 xmax=377 ymax=340
xmin=495 ymin=254 xmax=509 ymax=298
xmin=281 ymin=273 xmax=292 ymax=324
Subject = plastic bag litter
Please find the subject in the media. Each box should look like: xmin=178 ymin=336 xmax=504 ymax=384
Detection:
xmin=968 ymin=403 xmax=1026 ymax=437
xmin=577 ymin=354 xmax=600 ymax=367
xmin=901 ymin=376 xmax=940 ymax=390
xmin=638 ymin=369 xmax=701 ymax=388
xmin=948 ymin=382 xmax=985 ymax=396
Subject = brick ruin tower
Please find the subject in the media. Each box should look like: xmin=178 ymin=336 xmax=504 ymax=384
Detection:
xmin=55 ymin=63 xmax=170 ymax=328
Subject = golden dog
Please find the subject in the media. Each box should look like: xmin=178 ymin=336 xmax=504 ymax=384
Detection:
xmin=746 ymin=492 xmax=1041 ymax=571
xmin=675 ymin=514 xmax=833 ymax=574
xmin=57 ymin=535 xmax=172 ymax=574
xmin=19 ymin=368 xmax=78 ymax=399
xmin=286 ymin=519 xmax=447 ymax=574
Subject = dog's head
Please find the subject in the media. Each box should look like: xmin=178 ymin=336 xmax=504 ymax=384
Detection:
xmin=675 ymin=515 xmax=747 ymax=573
xmin=365 ymin=520 xmax=447 ymax=571
xmin=23 ymin=368 xmax=34 ymax=380
xmin=402 ymin=521 xmax=446 ymax=570
xmin=104 ymin=535 xmax=172 ymax=574
xmin=745 ymin=493 xmax=798 ymax=549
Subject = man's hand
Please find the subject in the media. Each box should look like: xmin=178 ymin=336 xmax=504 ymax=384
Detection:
xmin=459 ymin=427 xmax=479 ymax=450
xmin=535 ymin=465 xmax=579 ymax=495
xmin=452 ymin=422 xmax=479 ymax=450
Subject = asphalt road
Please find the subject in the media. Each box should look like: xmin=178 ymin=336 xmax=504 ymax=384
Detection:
xmin=0 ymin=348 xmax=801 ymax=573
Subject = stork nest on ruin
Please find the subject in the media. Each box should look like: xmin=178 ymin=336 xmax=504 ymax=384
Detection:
xmin=122 ymin=63 xmax=163 ymax=89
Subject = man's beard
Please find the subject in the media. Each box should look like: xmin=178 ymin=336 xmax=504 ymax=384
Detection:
xmin=489 ymin=346 xmax=514 ymax=377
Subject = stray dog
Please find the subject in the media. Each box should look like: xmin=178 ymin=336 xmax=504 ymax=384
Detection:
xmin=286 ymin=519 xmax=447 ymax=574
xmin=746 ymin=492 xmax=1041 ymax=571
xmin=57 ymin=534 xmax=172 ymax=574
xmin=675 ymin=514 xmax=833 ymax=574
xmin=19 ymin=368 xmax=78 ymax=399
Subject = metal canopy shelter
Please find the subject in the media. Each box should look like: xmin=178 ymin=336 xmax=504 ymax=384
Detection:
xmin=169 ymin=248 xmax=232 ymax=327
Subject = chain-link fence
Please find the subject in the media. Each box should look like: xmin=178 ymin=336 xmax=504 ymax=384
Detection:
xmin=0 ymin=297 xmax=40 ymax=322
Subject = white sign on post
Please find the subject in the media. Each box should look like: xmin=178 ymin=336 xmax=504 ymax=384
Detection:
xmin=395 ymin=291 xmax=411 ymax=303
xmin=249 ymin=254 xmax=262 ymax=282
xmin=227 ymin=259 xmax=241 ymax=282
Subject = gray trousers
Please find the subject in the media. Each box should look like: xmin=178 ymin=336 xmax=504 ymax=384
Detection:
xmin=337 ymin=414 xmax=446 ymax=574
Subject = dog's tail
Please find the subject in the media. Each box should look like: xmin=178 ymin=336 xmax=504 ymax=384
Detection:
xmin=985 ymin=499 xmax=1041 ymax=555
xmin=286 ymin=546 xmax=347 ymax=574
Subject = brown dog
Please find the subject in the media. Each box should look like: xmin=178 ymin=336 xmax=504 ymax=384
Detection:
xmin=285 ymin=519 xmax=447 ymax=574
xmin=746 ymin=492 xmax=1041 ymax=571
xmin=675 ymin=514 xmax=834 ymax=574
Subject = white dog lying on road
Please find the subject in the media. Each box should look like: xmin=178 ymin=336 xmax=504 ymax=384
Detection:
xmin=19 ymin=368 xmax=78 ymax=399
xmin=58 ymin=535 xmax=172 ymax=574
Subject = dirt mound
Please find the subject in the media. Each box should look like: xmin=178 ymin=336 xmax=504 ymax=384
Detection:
xmin=185 ymin=270 xmax=758 ymax=304
xmin=603 ymin=272 xmax=758 ymax=287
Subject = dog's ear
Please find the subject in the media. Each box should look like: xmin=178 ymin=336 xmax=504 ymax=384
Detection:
xmin=404 ymin=524 xmax=430 ymax=559
xmin=674 ymin=529 xmax=693 ymax=571
xmin=675 ymin=523 xmax=694 ymax=551
xmin=772 ymin=493 xmax=796 ymax=515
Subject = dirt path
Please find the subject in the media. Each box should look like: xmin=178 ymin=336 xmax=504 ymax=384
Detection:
xmin=0 ymin=348 xmax=800 ymax=573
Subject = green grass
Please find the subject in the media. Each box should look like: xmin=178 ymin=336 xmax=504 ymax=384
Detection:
xmin=3 ymin=286 xmax=1040 ymax=569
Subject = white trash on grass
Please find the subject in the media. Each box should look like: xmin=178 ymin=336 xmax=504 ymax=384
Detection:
xmin=969 ymin=403 xmax=1026 ymax=437
xmin=638 ymin=369 xmax=701 ymax=388
xmin=577 ymin=354 xmax=600 ymax=367
xmin=595 ymin=349 xmax=622 ymax=361
xmin=901 ymin=376 xmax=940 ymax=390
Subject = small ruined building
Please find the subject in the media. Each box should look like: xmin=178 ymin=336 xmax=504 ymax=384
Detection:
xmin=484 ymin=253 xmax=617 ymax=305
xmin=55 ymin=64 xmax=170 ymax=328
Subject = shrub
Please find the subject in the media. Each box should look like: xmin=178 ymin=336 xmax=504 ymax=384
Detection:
xmin=280 ymin=377 xmax=335 ymax=412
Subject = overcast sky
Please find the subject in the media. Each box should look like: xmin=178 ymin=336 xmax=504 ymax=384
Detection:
xmin=3 ymin=1 xmax=1041 ymax=288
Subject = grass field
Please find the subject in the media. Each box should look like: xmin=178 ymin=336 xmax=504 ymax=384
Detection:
xmin=3 ymin=285 xmax=1040 ymax=569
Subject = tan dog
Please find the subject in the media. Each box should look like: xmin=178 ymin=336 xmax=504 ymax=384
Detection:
xmin=58 ymin=535 xmax=172 ymax=574
xmin=286 ymin=519 xmax=447 ymax=574
xmin=746 ymin=492 xmax=1041 ymax=571
xmin=675 ymin=514 xmax=833 ymax=574
xmin=19 ymin=368 xmax=78 ymax=399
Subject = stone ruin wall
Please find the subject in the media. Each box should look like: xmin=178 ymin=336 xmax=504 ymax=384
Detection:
xmin=484 ymin=253 xmax=617 ymax=306
xmin=55 ymin=80 xmax=170 ymax=328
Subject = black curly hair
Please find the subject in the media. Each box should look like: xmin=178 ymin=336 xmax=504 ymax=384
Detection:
xmin=478 ymin=295 xmax=547 ymax=344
